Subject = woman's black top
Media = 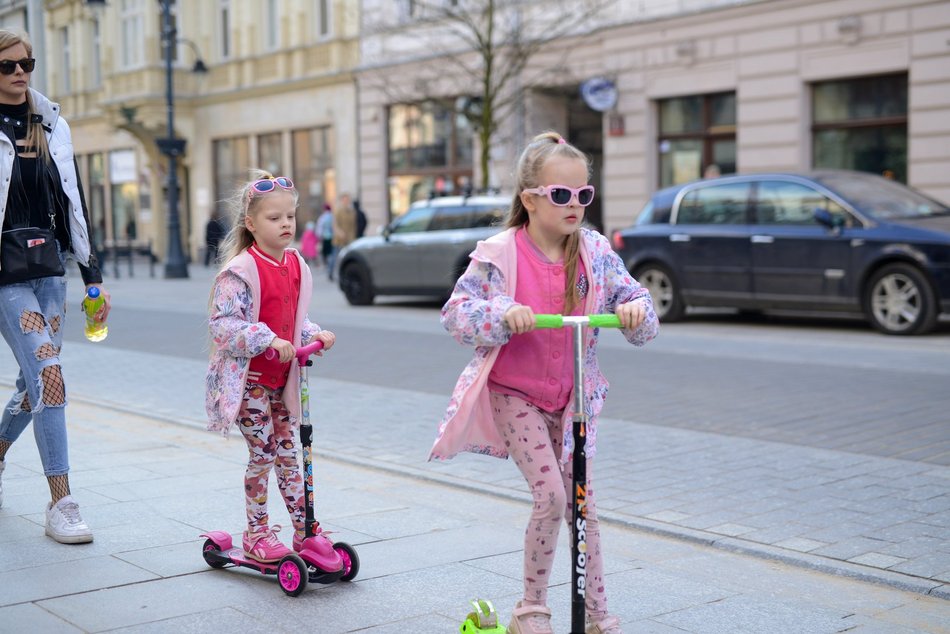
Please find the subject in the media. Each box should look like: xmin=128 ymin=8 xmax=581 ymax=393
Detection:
xmin=0 ymin=100 xmax=102 ymax=284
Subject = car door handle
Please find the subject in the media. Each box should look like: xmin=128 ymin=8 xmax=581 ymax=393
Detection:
xmin=751 ymin=235 xmax=774 ymax=244
xmin=669 ymin=234 xmax=691 ymax=242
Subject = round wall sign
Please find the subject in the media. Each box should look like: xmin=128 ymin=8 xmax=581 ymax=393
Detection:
xmin=580 ymin=77 xmax=618 ymax=112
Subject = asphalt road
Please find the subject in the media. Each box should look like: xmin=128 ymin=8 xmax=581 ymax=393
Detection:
xmin=71 ymin=271 xmax=950 ymax=465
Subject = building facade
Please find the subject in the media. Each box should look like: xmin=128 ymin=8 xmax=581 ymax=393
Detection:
xmin=357 ymin=0 xmax=950 ymax=235
xmin=8 ymin=0 xmax=949 ymax=263
xmin=39 ymin=0 xmax=359 ymax=264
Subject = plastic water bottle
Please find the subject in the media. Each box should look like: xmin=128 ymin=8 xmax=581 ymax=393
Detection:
xmin=82 ymin=287 xmax=108 ymax=342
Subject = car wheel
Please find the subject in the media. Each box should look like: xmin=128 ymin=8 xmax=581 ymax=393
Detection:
xmin=863 ymin=263 xmax=938 ymax=335
xmin=340 ymin=262 xmax=375 ymax=306
xmin=634 ymin=263 xmax=685 ymax=322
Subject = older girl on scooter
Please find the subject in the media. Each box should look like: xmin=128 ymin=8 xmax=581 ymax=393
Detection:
xmin=430 ymin=132 xmax=659 ymax=634
xmin=206 ymin=170 xmax=336 ymax=563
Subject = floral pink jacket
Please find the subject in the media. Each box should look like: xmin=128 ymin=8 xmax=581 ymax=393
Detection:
xmin=205 ymin=248 xmax=319 ymax=436
xmin=429 ymin=227 xmax=658 ymax=462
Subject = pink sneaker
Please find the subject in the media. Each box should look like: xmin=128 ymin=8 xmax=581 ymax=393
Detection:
xmin=292 ymin=524 xmax=331 ymax=552
xmin=508 ymin=601 xmax=553 ymax=634
xmin=243 ymin=525 xmax=292 ymax=563
xmin=586 ymin=615 xmax=623 ymax=634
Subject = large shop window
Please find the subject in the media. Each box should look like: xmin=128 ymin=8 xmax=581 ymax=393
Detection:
xmin=387 ymin=100 xmax=474 ymax=218
xmin=812 ymin=73 xmax=907 ymax=183
xmin=258 ymin=133 xmax=283 ymax=176
xmin=212 ymin=136 xmax=250 ymax=211
xmin=83 ymin=154 xmax=107 ymax=248
xmin=658 ymin=92 xmax=736 ymax=188
xmin=292 ymin=126 xmax=336 ymax=224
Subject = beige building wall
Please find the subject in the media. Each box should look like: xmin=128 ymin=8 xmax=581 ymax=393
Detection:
xmin=43 ymin=0 xmax=360 ymax=263
xmin=356 ymin=0 xmax=950 ymax=236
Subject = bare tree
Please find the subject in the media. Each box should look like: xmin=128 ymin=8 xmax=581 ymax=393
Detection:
xmin=363 ymin=0 xmax=616 ymax=190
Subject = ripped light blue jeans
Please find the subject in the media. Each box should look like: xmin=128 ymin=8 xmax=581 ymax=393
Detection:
xmin=0 ymin=268 xmax=69 ymax=476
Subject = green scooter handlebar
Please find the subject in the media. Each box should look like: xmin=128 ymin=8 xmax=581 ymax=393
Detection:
xmin=533 ymin=314 xmax=622 ymax=329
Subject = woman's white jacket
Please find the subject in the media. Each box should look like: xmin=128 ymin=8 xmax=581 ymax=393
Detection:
xmin=0 ymin=88 xmax=92 ymax=266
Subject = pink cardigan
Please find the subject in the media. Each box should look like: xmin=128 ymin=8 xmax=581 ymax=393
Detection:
xmin=429 ymin=227 xmax=658 ymax=462
xmin=205 ymin=248 xmax=318 ymax=435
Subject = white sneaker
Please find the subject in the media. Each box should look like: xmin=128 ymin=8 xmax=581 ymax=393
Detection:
xmin=0 ymin=459 xmax=5 ymax=508
xmin=45 ymin=495 xmax=93 ymax=544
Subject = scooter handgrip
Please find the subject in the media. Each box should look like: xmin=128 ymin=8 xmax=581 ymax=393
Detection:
xmin=295 ymin=339 xmax=325 ymax=365
xmin=263 ymin=339 xmax=326 ymax=363
xmin=589 ymin=314 xmax=622 ymax=329
xmin=533 ymin=314 xmax=564 ymax=329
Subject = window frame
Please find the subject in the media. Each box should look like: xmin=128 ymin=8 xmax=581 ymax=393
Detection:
xmin=59 ymin=26 xmax=71 ymax=94
xmin=810 ymin=73 xmax=908 ymax=183
xmin=119 ymin=0 xmax=145 ymax=70
xmin=217 ymin=0 xmax=232 ymax=60
xmin=657 ymin=91 xmax=736 ymax=188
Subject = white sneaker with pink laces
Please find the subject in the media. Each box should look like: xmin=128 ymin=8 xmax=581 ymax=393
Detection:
xmin=243 ymin=525 xmax=292 ymax=562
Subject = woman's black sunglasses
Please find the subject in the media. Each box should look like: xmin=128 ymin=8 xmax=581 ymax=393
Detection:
xmin=0 ymin=58 xmax=35 ymax=75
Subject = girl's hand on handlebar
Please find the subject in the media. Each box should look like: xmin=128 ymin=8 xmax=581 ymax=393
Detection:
xmin=313 ymin=329 xmax=336 ymax=353
xmin=616 ymin=299 xmax=648 ymax=330
xmin=269 ymin=337 xmax=296 ymax=363
xmin=504 ymin=304 xmax=536 ymax=335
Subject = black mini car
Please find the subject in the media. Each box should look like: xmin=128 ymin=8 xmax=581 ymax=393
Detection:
xmin=611 ymin=170 xmax=950 ymax=335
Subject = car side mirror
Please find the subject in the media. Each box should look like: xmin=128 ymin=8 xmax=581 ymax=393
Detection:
xmin=381 ymin=225 xmax=392 ymax=241
xmin=813 ymin=208 xmax=844 ymax=230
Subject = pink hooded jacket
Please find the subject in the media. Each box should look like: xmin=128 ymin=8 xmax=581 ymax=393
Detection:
xmin=429 ymin=227 xmax=658 ymax=462
xmin=205 ymin=248 xmax=319 ymax=436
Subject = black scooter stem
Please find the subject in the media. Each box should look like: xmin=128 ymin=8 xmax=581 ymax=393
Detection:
xmin=569 ymin=322 xmax=587 ymax=634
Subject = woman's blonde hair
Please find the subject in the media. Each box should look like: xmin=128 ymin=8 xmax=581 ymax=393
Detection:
xmin=0 ymin=29 xmax=49 ymax=161
xmin=216 ymin=169 xmax=299 ymax=267
xmin=507 ymin=131 xmax=590 ymax=313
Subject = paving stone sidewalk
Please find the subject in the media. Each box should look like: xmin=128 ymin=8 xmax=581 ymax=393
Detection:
xmin=0 ymin=401 xmax=948 ymax=632
xmin=1 ymin=337 xmax=946 ymax=600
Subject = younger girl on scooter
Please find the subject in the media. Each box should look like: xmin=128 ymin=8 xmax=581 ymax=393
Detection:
xmin=430 ymin=132 xmax=659 ymax=634
xmin=206 ymin=170 xmax=336 ymax=563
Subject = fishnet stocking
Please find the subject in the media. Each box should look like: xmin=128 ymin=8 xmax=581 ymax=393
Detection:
xmin=19 ymin=310 xmax=45 ymax=334
xmin=0 ymin=439 xmax=11 ymax=461
xmin=48 ymin=474 xmax=70 ymax=502
xmin=35 ymin=343 xmax=58 ymax=360
xmin=41 ymin=366 xmax=65 ymax=406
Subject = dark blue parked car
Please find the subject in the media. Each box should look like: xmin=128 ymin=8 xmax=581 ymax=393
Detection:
xmin=611 ymin=170 xmax=950 ymax=335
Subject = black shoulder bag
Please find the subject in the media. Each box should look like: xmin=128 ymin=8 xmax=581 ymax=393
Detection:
xmin=0 ymin=165 xmax=66 ymax=285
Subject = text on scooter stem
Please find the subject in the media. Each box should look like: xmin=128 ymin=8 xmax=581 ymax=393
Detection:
xmin=575 ymin=483 xmax=589 ymax=597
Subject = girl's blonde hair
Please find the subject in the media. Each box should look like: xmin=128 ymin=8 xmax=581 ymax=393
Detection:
xmin=507 ymin=131 xmax=590 ymax=313
xmin=216 ymin=169 xmax=299 ymax=268
xmin=0 ymin=29 xmax=50 ymax=161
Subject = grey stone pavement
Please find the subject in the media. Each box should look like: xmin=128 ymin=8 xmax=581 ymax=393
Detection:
xmin=0 ymin=262 xmax=948 ymax=632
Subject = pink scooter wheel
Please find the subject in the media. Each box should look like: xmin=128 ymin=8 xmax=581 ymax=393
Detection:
xmin=277 ymin=554 xmax=308 ymax=597
xmin=334 ymin=542 xmax=360 ymax=582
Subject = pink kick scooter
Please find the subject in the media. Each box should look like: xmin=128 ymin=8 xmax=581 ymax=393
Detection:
xmin=200 ymin=340 xmax=359 ymax=596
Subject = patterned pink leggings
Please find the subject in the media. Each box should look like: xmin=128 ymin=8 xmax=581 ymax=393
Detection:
xmin=490 ymin=392 xmax=609 ymax=620
xmin=237 ymin=384 xmax=305 ymax=538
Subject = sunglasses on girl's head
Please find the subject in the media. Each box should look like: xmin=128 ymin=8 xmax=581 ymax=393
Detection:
xmin=523 ymin=184 xmax=595 ymax=207
xmin=249 ymin=176 xmax=294 ymax=197
xmin=0 ymin=58 xmax=35 ymax=75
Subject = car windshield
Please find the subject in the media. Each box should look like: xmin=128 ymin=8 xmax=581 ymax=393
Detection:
xmin=816 ymin=173 xmax=950 ymax=219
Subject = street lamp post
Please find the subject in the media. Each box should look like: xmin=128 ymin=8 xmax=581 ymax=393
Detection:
xmin=158 ymin=0 xmax=188 ymax=278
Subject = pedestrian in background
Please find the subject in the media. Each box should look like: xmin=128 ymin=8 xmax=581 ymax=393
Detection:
xmin=299 ymin=220 xmax=319 ymax=267
xmin=429 ymin=131 xmax=659 ymax=634
xmin=204 ymin=212 xmax=226 ymax=266
xmin=329 ymin=193 xmax=356 ymax=281
xmin=354 ymin=198 xmax=368 ymax=238
xmin=316 ymin=202 xmax=334 ymax=273
xmin=0 ymin=29 xmax=110 ymax=544
xmin=206 ymin=170 xmax=337 ymax=561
